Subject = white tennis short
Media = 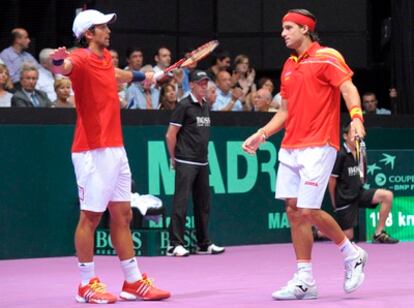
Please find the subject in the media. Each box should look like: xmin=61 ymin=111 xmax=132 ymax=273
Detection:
xmin=72 ymin=147 xmax=131 ymax=212
xmin=275 ymin=145 xmax=337 ymax=209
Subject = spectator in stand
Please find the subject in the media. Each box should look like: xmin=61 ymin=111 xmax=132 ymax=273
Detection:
xmin=153 ymin=47 xmax=178 ymax=91
xmin=258 ymin=77 xmax=275 ymax=94
xmin=205 ymin=81 xmax=217 ymax=109
xmin=36 ymin=48 xmax=57 ymax=101
xmin=125 ymin=47 xmax=144 ymax=71
xmin=271 ymin=92 xmax=282 ymax=112
xmin=389 ymin=87 xmax=398 ymax=114
xmin=0 ymin=28 xmax=40 ymax=84
xmin=11 ymin=64 xmax=52 ymax=108
xmin=126 ymin=65 xmax=160 ymax=109
xmin=53 ymin=77 xmax=75 ymax=108
xmin=206 ymin=49 xmax=231 ymax=82
xmin=109 ymin=49 xmax=120 ymax=67
xmin=362 ymin=92 xmax=391 ymax=115
xmin=153 ymin=47 xmax=172 ymax=75
xmin=212 ymin=71 xmax=244 ymax=111
xmin=253 ymin=88 xmax=273 ymax=112
xmin=257 ymin=77 xmax=280 ymax=111
xmin=0 ymin=64 xmax=13 ymax=107
xmin=158 ymin=83 xmax=177 ymax=110
xmin=232 ymin=54 xmax=256 ymax=96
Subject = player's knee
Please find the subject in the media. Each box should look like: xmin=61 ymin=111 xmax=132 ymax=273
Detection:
xmin=125 ymin=209 xmax=134 ymax=224
xmin=297 ymin=209 xmax=313 ymax=223
xmin=378 ymin=189 xmax=393 ymax=204
xmin=385 ymin=190 xmax=394 ymax=203
xmin=286 ymin=205 xmax=299 ymax=222
xmin=113 ymin=209 xmax=132 ymax=226
xmin=79 ymin=212 xmax=102 ymax=229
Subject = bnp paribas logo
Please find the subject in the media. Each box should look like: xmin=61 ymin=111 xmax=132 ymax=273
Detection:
xmin=366 ymin=153 xmax=396 ymax=188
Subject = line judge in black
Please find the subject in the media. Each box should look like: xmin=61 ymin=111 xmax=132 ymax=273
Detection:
xmin=165 ymin=70 xmax=225 ymax=257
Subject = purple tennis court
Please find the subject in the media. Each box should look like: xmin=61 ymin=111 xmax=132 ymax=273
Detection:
xmin=1 ymin=242 xmax=412 ymax=307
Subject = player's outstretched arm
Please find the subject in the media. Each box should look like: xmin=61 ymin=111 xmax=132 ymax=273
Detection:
xmin=115 ymin=68 xmax=156 ymax=86
xmin=242 ymin=98 xmax=288 ymax=154
xmin=50 ymin=47 xmax=72 ymax=75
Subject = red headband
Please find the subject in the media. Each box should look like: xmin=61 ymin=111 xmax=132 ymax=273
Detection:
xmin=282 ymin=12 xmax=316 ymax=32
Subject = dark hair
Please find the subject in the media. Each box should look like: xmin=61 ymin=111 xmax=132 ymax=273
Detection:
xmin=343 ymin=121 xmax=353 ymax=134
xmin=159 ymin=83 xmax=177 ymax=110
xmin=288 ymin=9 xmax=320 ymax=42
xmin=211 ymin=49 xmax=230 ymax=65
xmin=126 ymin=47 xmax=143 ymax=59
xmin=362 ymin=92 xmax=376 ymax=98
xmin=257 ymin=77 xmax=273 ymax=89
xmin=153 ymin=46 xmax=170 ymax=58
xmin=75 ymin=26 xmax=96 ymax=48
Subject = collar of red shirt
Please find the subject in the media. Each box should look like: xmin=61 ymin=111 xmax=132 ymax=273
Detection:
xmin=290 ymin=42 xmax=321 ymax=63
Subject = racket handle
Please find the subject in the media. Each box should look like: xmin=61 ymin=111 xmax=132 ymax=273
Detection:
xmin=153 ymin=71 xmax=165 ymax=81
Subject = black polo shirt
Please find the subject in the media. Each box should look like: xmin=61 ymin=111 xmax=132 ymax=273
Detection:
xmin=331 ymin=143 xmax=364 ymax=207
xmin=169 ymin=93 xmax=210 ymax=163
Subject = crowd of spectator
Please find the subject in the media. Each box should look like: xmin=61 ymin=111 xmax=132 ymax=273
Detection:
xmin=0 ymin=27 xmax=396 ymax=114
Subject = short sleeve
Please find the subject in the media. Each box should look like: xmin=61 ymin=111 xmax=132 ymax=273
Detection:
xmin=67 ymin=49 xmax=86 ymax=78
xmin=317 ymin=48 xmax=353 ymax=87
xmin=169 ymin=101 xmax=187 ymax=126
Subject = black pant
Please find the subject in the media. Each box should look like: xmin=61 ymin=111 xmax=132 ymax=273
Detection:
xmin=169 ymin=161 xmax=211 ymax=248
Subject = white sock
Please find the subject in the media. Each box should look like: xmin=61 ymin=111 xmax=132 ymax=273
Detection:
xmin=297 ymin=261 xmax=313 ymax=283
xmin=120 ymin=258 xmax=142 ymax=283
xmin=78 ymin=262 xmax=95 ymax=286
xmin=338 ymin=238 xmax=359 ymax=260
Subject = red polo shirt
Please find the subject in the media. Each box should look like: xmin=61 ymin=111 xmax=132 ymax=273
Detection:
xmin=68 ymin=48 xmax=123 ymax=152
xmin=280 ymin=42 xmax=353 ymax=150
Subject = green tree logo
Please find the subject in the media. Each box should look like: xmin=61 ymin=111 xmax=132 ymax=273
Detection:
xmin=368 ymin=153 xmax=397 ymax=187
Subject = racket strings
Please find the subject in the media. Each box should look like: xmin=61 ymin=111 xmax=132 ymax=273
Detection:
xmin=181 ymin=40 xmax=219 ymax=67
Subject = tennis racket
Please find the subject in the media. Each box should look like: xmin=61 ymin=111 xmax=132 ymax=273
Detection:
xmin=355 ymin=136 xmax=367 ymax=183
xmin=154 ymin=40 xmax=219 ymax=80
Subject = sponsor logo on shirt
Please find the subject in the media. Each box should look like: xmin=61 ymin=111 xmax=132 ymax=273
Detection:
xmin=348 ymin=166 xmax=359 ymax=177
xmin=196 ymin=116 xmax=210 ymax=127
xmin=284 ymin=71 xmax=292 ymax=81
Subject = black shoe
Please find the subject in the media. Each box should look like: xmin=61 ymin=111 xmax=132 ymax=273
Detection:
xmin=372 ymin=230 xmax=399 ymax=244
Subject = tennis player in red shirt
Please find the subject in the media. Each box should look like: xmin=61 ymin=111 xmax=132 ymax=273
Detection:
xmin=50 ymin=10 xmax=170 ymax=304
xmin=243 ymin=9 xmax=367 ymax=300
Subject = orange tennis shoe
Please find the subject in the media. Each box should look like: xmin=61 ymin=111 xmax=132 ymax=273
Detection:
xmin=120 ymin=273 xmax=171 ymax=301
xmin=76 ymin=277 xmax=117 ymax=304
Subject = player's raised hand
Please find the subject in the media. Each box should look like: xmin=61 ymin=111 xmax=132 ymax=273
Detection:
xmin=50 ymin=47 xmax=70 ymax=61
xmin=50 ymin=47 xmax=71 ymax=74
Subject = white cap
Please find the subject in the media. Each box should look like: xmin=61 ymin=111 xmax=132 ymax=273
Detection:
xmin=72 ymin=9 xmax=117 ymax=39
